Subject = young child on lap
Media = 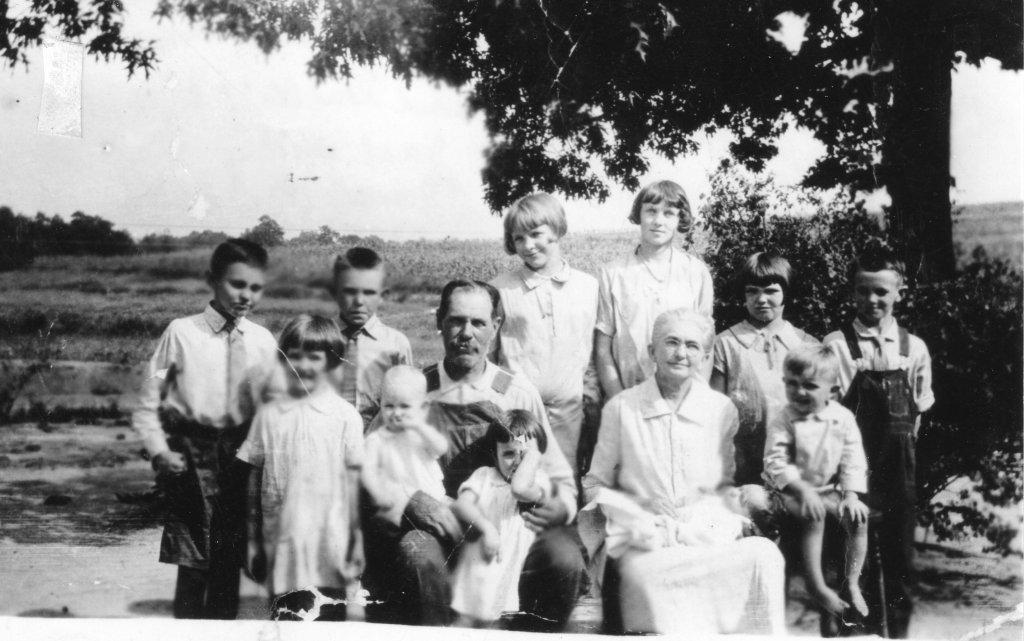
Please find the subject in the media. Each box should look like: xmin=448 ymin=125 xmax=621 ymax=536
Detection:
xmin=237 ymin=315 xmax=364 ymax=621
xmin=361 ymin=365 xmax=449 ymax=527
xmin=711 ymin=253 xmax=818 ymax=485
xmin=595 ymin=180 xmax=714 ymax=399
xmin=451 ymin=409 xmax=552 ymax=627
xmin=132 ymin=238 xmax=280 ymax=620
xmin=763 ymin=345 xmax=869 ymax=619
xmin=490 ymin=193 xmax=599 ymax=474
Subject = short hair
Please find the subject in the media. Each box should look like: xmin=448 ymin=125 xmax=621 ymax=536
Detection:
xmin=333 ymin=246 xmax=385 ymax=283
xmin=783 ymin=344 xmax=841 ymax=384
xmin=381 ymin=364 xmax=427 ymax=400
xmin=651 ymin=308 xmax=715 ymax=352
xmin=209 ymin=238 xmax=268 ymax=279
xmin=278 ymin=314 xmax=346 ymax=369
xmin=502 ymin=193 xmax=568 ymax=255
xmin=850 ymin=246 xmax=905 ymax=284
xmin=736 ymin=252 xmax=793 ymax=296
xmin=484 ymin=409 xmax=548 ymax=455
xmin=435 ymin=279 xmax=502 ymax=328
xmin=628 ymin=180 xmax=693 ymax=234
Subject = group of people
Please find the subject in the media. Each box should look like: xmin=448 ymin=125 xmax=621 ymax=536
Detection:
xmin=132 ymin=180 xmax=933 ymax=636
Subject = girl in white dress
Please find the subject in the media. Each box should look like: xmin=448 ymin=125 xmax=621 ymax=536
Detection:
xmin=451 ymin=409 xmax=552 ymax=626
xmin=594 ymin=180 xmax=715 ymax=400
xmin=237 ymin=315 xmax=364 ymax=620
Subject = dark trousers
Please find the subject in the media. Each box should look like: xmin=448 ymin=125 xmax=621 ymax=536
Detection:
xmin=173 ymin=564 xmax=241 ymax=620
xmin=363 ymin=520 xmax=586 ymax=631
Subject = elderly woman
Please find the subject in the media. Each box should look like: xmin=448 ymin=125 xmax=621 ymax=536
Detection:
xmin=583 ymin=309 xmax=786 ymax=635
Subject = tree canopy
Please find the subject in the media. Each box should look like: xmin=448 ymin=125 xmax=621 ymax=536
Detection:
xmin=3 ymin=0 xmax=1021 ymax=278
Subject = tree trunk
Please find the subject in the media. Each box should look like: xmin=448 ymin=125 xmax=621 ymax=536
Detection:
xmin=878 ymin=1 xmax=957 ymax=283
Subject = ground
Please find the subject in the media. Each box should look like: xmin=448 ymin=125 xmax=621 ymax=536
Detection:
xmin=0 ymin=421 xmax=1020 ymax=638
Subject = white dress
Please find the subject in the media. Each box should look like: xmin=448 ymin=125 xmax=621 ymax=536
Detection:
xmin=236 ymin=389 xmax=364 ymax=596
xmin=450 ymin=466 xmax=551 ymax=621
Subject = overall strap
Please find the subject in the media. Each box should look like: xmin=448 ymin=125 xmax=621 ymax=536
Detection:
xmin=840 ymin=323 xmax=863 ymax=360
xmin=898 ymin=327 xmax=910 ymax=358
xmin=491 ymin=368 xmax=514 ymax=394
xmin=423 ymin=363 xmax=441 ymax=393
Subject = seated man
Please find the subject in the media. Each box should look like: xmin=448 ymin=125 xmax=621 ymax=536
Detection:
xmin=361 ymin=279 xmax=586 ymax=632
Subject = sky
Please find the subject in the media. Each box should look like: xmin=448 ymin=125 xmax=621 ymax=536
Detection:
xmin=0 ymin=3 xmax=1021 ymax=241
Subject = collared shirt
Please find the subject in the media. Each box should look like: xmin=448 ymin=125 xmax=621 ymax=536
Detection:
xmin=713 ymin=319 xmax=818 ymax=423
xmin=763 ymin=401 xmax=868 ymax=493
xmin=329 ymin=315 xmax=414 ymax=422
xmin=132 ymin=304 xmax=281 ymax=457
xmin=822 ymin=318 xmax=934 ymax=412
xmin=595 ymin=248 xmax=714 ymax=389
xmin=426 ymin=360 xmax=578 ymax=523
xmin=491 ymin=262 xmax=599 ymax=426
xmin=582 ymin=378 xmax=739 ymax=507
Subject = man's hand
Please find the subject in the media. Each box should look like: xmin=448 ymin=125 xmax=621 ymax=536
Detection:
xmin=403 ymin=490 xmax=463 ymax=541
xmin=152 ymin=450 xmax=186 ymax=474
xmin=522 ymin=495 xmax=569 ymax=533
xmin=245 ymin=540 xmax=267 ymax=583
xmin=839 ymin=493 xmax=869 ymax=524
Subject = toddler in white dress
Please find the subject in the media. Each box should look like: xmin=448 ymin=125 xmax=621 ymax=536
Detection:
xmin=451 ymin=409 xmax=552 ymax=626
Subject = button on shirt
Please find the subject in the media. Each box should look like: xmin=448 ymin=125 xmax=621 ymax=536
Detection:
xmin=596 ymin=249 xmax=714 ymax=390
xmin=822 ymin=318 xmax=934 ymax=413
xmin=427 ymin=360 xmax=578 ymax=523
xmin=330 ymin=315 xmax=414 ymax=424
xmin=132 ymin=304 xmax=281 ymax=457
xmin=491 ymin=263 xmax=599 ymax=436
xmin=763 ymin=401 xmax=868 ymax=493
xmin=583 ymin=379 xmax=739 ymax=507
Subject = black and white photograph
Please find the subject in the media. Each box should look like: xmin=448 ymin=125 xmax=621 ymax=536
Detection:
xmin=1 ymin=1 xmax=1021 ymax=639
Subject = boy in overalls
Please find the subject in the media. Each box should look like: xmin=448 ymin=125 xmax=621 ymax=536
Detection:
xmin=823 ymin=248 xmax=934 ymax=637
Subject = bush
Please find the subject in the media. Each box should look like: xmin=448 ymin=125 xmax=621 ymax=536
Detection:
xmin=699 ymin=161 xmax=1023 ymax=553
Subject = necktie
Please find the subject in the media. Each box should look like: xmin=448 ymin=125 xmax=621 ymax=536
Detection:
xmin=225 ymin=319 xmax=249 ymax=426
xmin=340 ymin=328 xmax=359 ymax=406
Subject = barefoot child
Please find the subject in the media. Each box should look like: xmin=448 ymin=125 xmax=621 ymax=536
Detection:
xmin=237 ymin=315 xmax=364 ymax=620
xmin=595 ymin=180 xmax=714 ymax=399
xmin=451 ymin=409 xmax=553 ymax=626
xmin=361 ymin=365 xmax=449 ymax=526
xmin=132 ymin=238 xmax=280 ymax=619
xmin=710 ymin=253 xmax=818 ymax=485
xmin=823 ymin=248 xmax=934 ymax=637
xmin=490 ymin=193 xmax=599 ymax=473
xmin=331 ymin=247 xmax=414 ymax=426
xmin=763 ymin=345 xmax=870 ymax=619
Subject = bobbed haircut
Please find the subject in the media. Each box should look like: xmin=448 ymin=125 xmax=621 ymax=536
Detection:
xmin=333 ymin=246 xmax=385 ymax=283
xmin=628 ymin=180 xmax=693 ymax=234
xmin=502 ymin=193 xmax=568 ymax=255
xmin=435 ymin=279 xmax=502 ymax=329
xmin=736 ymin=252 xmax=793 ymax=296
xmin=850 ymin=246 xmax=906 ymax=284
xmin=651 ymin=308 xmax=715 ymax=352
xmin=783 ymin=344 xmax=840 ymax=384
xmin=484 ymin=408 xmax=548 ymax=455
xmin=278 ymin=314 xmax=346 ymax=369
xmin=209 ymin=238 xmax=268 ymax=280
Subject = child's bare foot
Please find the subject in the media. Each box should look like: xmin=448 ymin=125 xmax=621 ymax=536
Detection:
xmin=846 ymin=583 xmax=869 ymax=617
xmin=810 ymin=585 xmax=849 ymax=615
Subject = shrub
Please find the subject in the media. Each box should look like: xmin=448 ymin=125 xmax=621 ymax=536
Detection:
xmin=699 ymin=161 xmax=1023 ymax=553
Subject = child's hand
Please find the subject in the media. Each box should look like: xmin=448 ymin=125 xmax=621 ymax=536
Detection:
xmin=481 ymin=527 xmax=501 ymax=563
xmin=798 ymin=487 xmax=827 ymax=522
xmin=152 ymin=450 xmax=186 ymax=474
xmin=245 ymin=541 xmax=267 ymax=584
xmin=839 ymin=493 xmax=869 ymax=524
xmin=345 ymin=528 xmax=365 ymax=578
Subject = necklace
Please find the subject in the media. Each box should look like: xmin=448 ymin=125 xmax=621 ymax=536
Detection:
xmin=637 ymin=245 xmax=675 ymax=304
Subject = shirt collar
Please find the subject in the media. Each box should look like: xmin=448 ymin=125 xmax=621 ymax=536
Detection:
xmin=517 ymin=262 xmax=572 ymax=290
xmin=342 ymin=314 xmax=381 ymax=340
xmin=436 ymin=358 xmax=498 ymax=393
xmin=280 ymin=388 xmax=336 ymax=414
xmin=784 ymin=399 xmax=841 ymax=423
xmin=852 ymin=317 xmax=898 ymax=342
xmin=639 ymin=377 xmax=714 ymax=421
xmin=203 ymin=303 xmax=246 ymax=334
xmin=730 ymin=319 xmax=801 ymax=350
